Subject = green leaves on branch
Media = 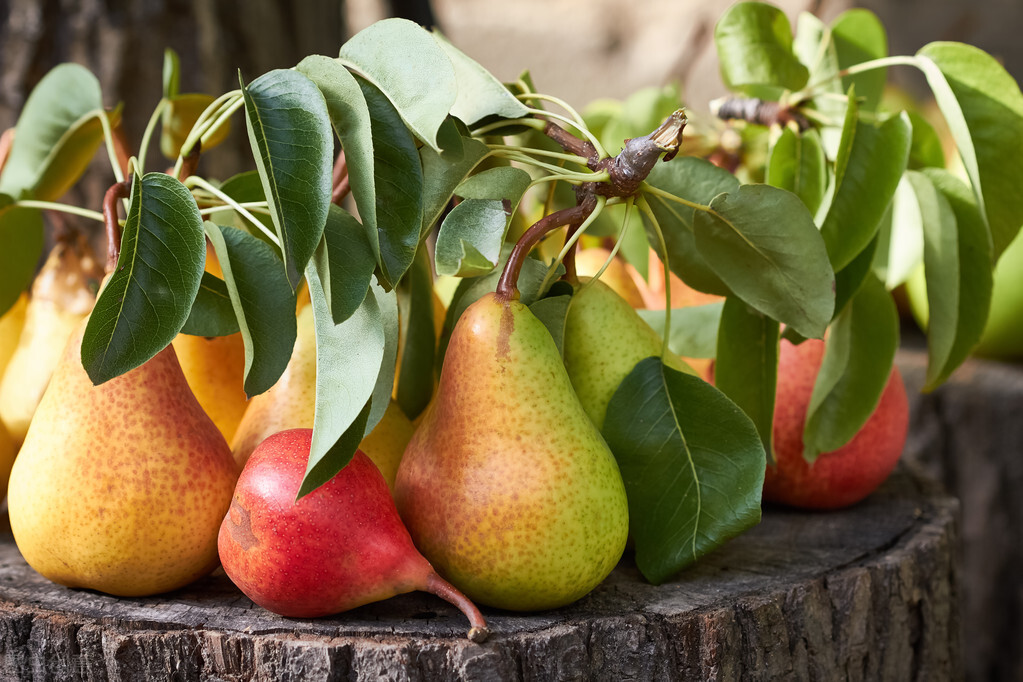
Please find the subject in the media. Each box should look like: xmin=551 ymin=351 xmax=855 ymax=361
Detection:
xmin=603 ymin=358 xmax=765 ymax=584
xmin=82 ymin=174 xmax=205 ymax=385
xmin=0 ymin=198 xmax=44 ymax=316
xmin=715 ymin=1 xmax=808 ymax=99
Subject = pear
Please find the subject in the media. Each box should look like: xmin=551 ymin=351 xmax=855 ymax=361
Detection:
xmin=172 ymin=333 xmax=248 ymax=441
xmin=218 ymin=428 xmax=488 ymax=641
xmin=0 ymin=293 xmax=28 ymax=376
xmin=395 ymin=292 xmax=629 ymax=611
xmin=231 ymin=304 xmax=413 ymax=483
xmin=0 ymin=236 xmax=102 ymax=444
xmin=6 ymin=317 xmax=239 ymax=597
xmin=562 ymin=278 xmax=696 ymax=430
xmin=573 ymin=247 xmax=646 ymax=309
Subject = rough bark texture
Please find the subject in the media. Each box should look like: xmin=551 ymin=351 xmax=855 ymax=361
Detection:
xmin=899 ymin=348 xmax=1023 ymax=682
xmin=0 ymin=472 xmax=959 ymax=681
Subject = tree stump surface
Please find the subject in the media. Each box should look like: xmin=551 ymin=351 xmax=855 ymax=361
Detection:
xmin=899 ymin=348 xmax=1023 ymax=682
xmin=0 ymin=471 xmax=958 ymax=681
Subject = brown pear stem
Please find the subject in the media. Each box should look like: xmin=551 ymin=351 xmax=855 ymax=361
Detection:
xmin=424 ymin=571 xmax=490 ymax=643
xmin=103 ymin=180 xmax=131 ymax=273
xmin=178 ymin=139 xmax=202 ymax=182
xmin=495 ymin=196 xmax=597 ymax=302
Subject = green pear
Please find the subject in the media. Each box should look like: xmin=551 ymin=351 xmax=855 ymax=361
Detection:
xmin=395 ymin=292 xmax=629 ymax=611
xmin=562 ymin=278 xmax=695 ymax=430
xmin=6 ymin=316 xmax=239 ymax=597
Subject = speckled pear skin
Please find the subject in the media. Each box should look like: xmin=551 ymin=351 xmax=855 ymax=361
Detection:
xmin=6 ymin=318 xmax=239 ymax=597
xmin=562 ymin=278 xmax=691 ymax=430
xmin=173 ymin=332 xmax=249 ymax=442
xmin=395 ymin=293 xmax=628 ymax=611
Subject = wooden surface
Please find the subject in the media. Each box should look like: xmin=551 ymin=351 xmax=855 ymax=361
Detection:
xmin=0 ymin=471 xmax=959 ymax=681
xmin=899 ymin=348 xmax=1023 ymax=682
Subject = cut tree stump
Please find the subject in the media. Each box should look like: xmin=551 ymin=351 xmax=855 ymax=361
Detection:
xmin=0 ymin=471 xmax=959 ymax=681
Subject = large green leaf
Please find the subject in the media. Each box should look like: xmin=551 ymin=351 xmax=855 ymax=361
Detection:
xmin=831 ymin=9 xmax=888 ymax=110
xmin=0 ymin=201 xmax=44 ymax=315
xmin=161 ymin=93 xmax=231 ymax=160
xmin=367 ymin=281 xmax=400 ymax=433
xmin=636 ymin=302 xmax=724 ymax=359
xmin=82 ymin=174 xmax=205 ymax=385
xmin=819 ymin=105 xmax=912 ymax=271
xmin=873 ymin=175 xmax=923 ymax=289
xmin=298 ymin=256 xmax=386 ymax=498
xmin=714 ymin=1 xmax=809 ymax=99
xmin=644 ymin=156 xmax=738 ymax=295
xmin=803 ymin=273 xmax=898 ymax=460
xmin=694 ymin=184 xmax=835 ymax=339
xmin=715 ymin=297 xmax=779 ymax=458
xmin=420 ymin=137 xmax=489 ymax=238
xmin=241 ymin=69 xmax=332 ymax=289
xmin=0 ymin=63 xmax=105 ymax=200
xmin=204 ymin=222 xmax=297 ymax=397
xmin=179 ymin=272 xmax=240 ymax=337
xmin=603 ymin=358 xmax=765 ymax=584
xmin=920 ymin=168 xmax=993 ymax=389
xmin=432 ymin=31 xmax=529 ymax=125
xmin=295 ymin=56 xmax=379 ymax=258
xmin=321 ymin=204 xmax=376 ymax=324
xmin=339 ymin=18 xmax=457 ymax=152
xmin=356 ymin=75 xmax=425 ymax=289
xmin=765 ymin=126 xmax=827 ymax=214
xmin=395 ymin=249 xmax=437 ymax=421
xmin=917 ymin=43 xmax=1023 ymax=258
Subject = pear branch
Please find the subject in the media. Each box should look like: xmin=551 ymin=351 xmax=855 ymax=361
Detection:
xmin=177 ymin=140 xmax=202 ymax=183
xmin=424 ymin=571 xmax=490 ymax=643
xmin=102 ymin=180 xmax=131 ymax=273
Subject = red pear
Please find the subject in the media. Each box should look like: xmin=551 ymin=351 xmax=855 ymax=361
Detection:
xmin=764 ymin=338 xmax=909 ymax=509
xmin=217 ymin=428 xmax=488 ymax=641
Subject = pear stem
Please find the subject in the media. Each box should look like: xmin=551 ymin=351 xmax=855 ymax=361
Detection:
xmin=495 ymin=195 xmax=597 ymax=302
xmin=102 ymin=180 xmax=131 ymax=273
xmin=177 ymin=140 xmax=202 ymax=183
xmin=424 ymin=571 xmax=490 ymax=643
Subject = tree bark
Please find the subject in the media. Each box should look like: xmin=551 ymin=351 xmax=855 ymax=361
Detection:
xmin=0 ymin=471 xmax=960 ymax=681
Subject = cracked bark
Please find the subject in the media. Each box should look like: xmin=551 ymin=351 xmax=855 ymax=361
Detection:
xmin=0 ymin=470 xmax=958 ymax=681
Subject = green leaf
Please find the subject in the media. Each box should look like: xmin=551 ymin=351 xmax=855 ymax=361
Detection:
xmin=420 ymin=137 xmax=489 ymax=237
xmin=603 ymin=358 xmax=765 ymax=584
xmin=906 ymin=110 xmax=946 ymax=170
xmin=873 ymin=175 xmax=923 ymax=289
xmin=366 ymin=281 xmax=400 ymax=433
xmin=161 ymin=93 xmax=230 ymax=159
xmin=528 ymin=286 xmax=573 ymax=357
xmin=396 ymin=248 xmax=437 ymax=421
xmin=0 ymin=202 xmax=44 ymax=315
xmin=298 ymin=257 xmax=386 ymax=498
xmin=456 ymin=165 xmax=532 ymax=201
xmin=204 ymin=222 xmax=297 ymax=397
xmin=833 ymin=233 xmax=879 ymax=318
xmin=0 ymin=63 xmax=104 ymax=200
xmin=241 ymin=68 xmax=332 ymax=289
xmin=644 ymin=156 xmax=738 ymax=296
xmin=917 ymin=42 xmax=1023 ymax=258
xmin=162 ymin=48 xmax=180 ymax=98
xmin=339 ymin=18 xmax=457 ymax=152
xmin=179 ymin=272 xmax=240 ymax=337
xmin=82 ymin=174 xmax=204 ymax=385
xmin=803 ymin=273 xmax=898 ymax=460
xmin=715 ymin=297 xmax=779 ymax=457
xmin=321 ymin=204 xmax=376 ymax=324
xmin=714 ymin=1 xmax=809 ymax=99
xmin=356 ymin=75 xmax=425 ymax=289
xmin=819 ymin=105 xmax=912 ymax=271
xmin=209 ymin=170 xmax=277 ymax=241
xmin=694 ymin=184 xmax=835 ymax=339
xmin=920 ymin=167 xmax=993 ymax=388
xmin=831 ymin=9 xmax=888 ymax=110
xmin=432 ymin=31 xmax=529 ymax=125
xmin=296 ymin=55 xmax=379 ymax=258
xmin=765 ymin=126 xmax=827 ymax=214
xmin=636 ymin=302 xmax=724 ymax=359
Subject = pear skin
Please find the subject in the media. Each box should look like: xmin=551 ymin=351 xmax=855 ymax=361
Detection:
xmin=6 ymin=319 xmax=239 ymax=597
xmin=395 ymin=292 xmax=629 ymax=611
xmin=0 ymin=293 xmax=27 ymax=376
xmin=0 ymin=237 xmax=102 ymax=444
xmin=573 ymin=247 xmax=646 ymax=309
xmin=173 ymin=332 xmax=249 ymax=442
xmin=563 ymin=278 xmax=694 ymax=430
xmin=358 ymin=400 xmax=415 ymax=491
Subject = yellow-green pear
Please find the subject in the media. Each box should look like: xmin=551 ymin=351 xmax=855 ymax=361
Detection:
xmin=563 ymin=278 xmax=696 ymax=430
xmin=573 ymin=247 xmax=646 ymax=309
xmin=6 ymin=317 xmax=239 ymax=597
xmin=173 ymin=333 xmax=248 ymax=442
xmin=0 ymin=293 xmax=28 ymax=376
xmin=395 ymin=292 xmax=629 ymax=611
xmin=0 ymin=236 xmax=102 ymax=444
xmin=231 ymin=304 xmax=415 ymax=485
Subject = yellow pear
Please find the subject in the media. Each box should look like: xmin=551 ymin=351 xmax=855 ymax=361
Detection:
xmin=0 ymin=235 xmax=102 ymax=444
xmin=172 ymin=333 xmax=248 ymax=442
xmin=6 ymin=317 xmax=239 ymax=596
xmin=231 ymin=304 xmax=410 ymax=483
xmin=0 ymin=293 xmax=27 ymax=376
